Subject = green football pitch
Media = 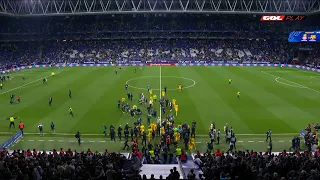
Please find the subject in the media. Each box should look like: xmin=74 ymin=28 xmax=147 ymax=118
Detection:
xmin=0 ymin=66 xmax=319 ymax=152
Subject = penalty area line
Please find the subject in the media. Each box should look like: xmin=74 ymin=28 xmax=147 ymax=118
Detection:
xmin=261 ymin=71 xmax=320 ymax=94
xmin=0 ymin=72 xmax=61 ymax=96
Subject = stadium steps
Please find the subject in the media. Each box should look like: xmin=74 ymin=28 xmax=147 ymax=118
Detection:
xmin=140 ymin=164 xmax=184 ymax=179
xmin=181 ymin=155 xmax=200 ymax=179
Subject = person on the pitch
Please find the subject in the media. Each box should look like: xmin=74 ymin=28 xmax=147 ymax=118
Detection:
xmin=19 ymin=121 xmax=24 ymax=136
xmin=8 ymin=116 xmax=18 ymax=129
xmin=49 ymin=97 xmax=53 ymax=106
xmin=38 ymin=123 xmax=44 ymax=136
xmin=69 ymin=107 xmax=74 ymax=117
xmin=43 ymin=78 xmax=47 ymax=84
xmin=75 ymin=131 xmax=81 ymax=145
xmin=69 ymin=89 xmax=72 ymax=98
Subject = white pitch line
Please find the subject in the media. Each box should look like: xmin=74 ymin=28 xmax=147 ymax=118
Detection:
xmin=99 ymin=141 xmax=105 ymax=143
xmin=68 ymin=141 xmax=74 ymax=142
xmin=89 ymin=141 xmax=95 ymax=143
xmin=258 ymin=141 xmax=264 ymax=142
xmin=279 ymin=141 xmax=284 ymax=142
xmin=238 ymin=141 xmax=243 ymax=142
xmin=38 ymin=140 xmax=44 ymax=142
xmin=0 ymin=132 xmax=300 ymax=136
xmin=48 ymin=140 xmax=54 ymax=142
xmin=0 ymin=72 xmax=60 ymax=95
xmin=28 ymin=140 xmax=34 ymax=142
xmin=248 ymin=141 xmax=254 ymax=143
xmin=261 ymin=71 xmax=320 ymax=94
xmin=58 ymin=140 xmax=64 ymax=142
xmin=19 ymin=83 xmax=42 ymax=90
xmin=195 ymin=142 xmax=201 ymax=144
xmin=275 ymin=77 xmax=305 ymax=88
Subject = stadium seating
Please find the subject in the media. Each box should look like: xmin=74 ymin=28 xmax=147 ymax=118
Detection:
xmin=1 ymin=14 xmax=320 ymax=68
xmin=1 ymin=40 xmax=319 ymax=68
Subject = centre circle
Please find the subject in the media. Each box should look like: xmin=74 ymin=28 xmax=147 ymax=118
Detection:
xmin=126 ymin=76 xmax=196 ymax=90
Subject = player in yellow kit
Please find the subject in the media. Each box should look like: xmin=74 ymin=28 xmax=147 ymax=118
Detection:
xmin=229 ymin=79 xmax=232 ymax=84
xmin=151 ymin=123 xmax=157 ymax=132
xmin=147 ymin=127 xmax=152 ymax=142
xmin=161 ymin=91 xmax=165 ymax=97
xmin=174 ymin=131 xmax=180 ymax=141
xmin=174 ymin=104 xmax=179 ymax=116
xmin=172 ymin=99 xmax=176 ymax=106
xmin=140 ymin=124 xmax=145 ymax=134
xmin=160 ymin=126 xmax=165 ymax=135
xmin=121 ymin=97 xmax=125 ymax=102
xmin=237 ymin=91 xmax=240 ymax=98
xmin=178 ymin=84 xmax=182 ymax=92
xmin=149 ymin=89 xmax=153 ymax=95
xmin=188 ymin=138 xmax=195 ymax=152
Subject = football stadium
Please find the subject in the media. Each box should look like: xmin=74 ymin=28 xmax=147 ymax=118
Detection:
xmin=0 ymin=0 xmax=320 ymax=179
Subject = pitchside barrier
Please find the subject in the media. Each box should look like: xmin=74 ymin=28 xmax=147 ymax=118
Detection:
xmin=1 ymin=131 xmax=22 ymax=149
xmin=1 ymin=63 xmax=320 ymax=74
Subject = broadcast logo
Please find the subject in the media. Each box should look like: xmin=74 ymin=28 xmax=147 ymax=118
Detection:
xmin=260 ymin=15 xmax=306 ymax=21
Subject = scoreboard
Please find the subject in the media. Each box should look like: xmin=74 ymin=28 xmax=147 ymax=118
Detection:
xmin=288 ymin=31 xmax=320 ymax=42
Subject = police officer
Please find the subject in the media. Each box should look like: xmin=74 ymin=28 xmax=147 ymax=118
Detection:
xmin=142 ymin=131 xmax=147 ymax=147
xmin=75 ymin=131 xmax=81 ymax=145
xmin=266 ymin=129 xmax=272 ymax=142
xmin=38 ymin=123 xmax=44 ymax=136
xmin=217 ymin=129 xmax=221 ymax=144
xmin=124 ymin=126 xmax=129 ymax=139
xmin=230 ymin=134 xmax=236 ymax=149
xmin=118 ymin=125 xmax=123 ymax=140
xmin=10 ymin=94 xmax=14 ymax=104
xmin=110 ymin=125 xmax=116 ymax=142
xmin=123 ymin=138 xmax=129 ymax=150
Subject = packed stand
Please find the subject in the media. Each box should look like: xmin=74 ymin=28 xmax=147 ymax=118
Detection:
xmin=1 ymin=39 xmax=309 ymax=67
xmin=0 ymin=148 xmax=142 ymax=180
xmin=192 ymin=149 xmax=320 ymax=180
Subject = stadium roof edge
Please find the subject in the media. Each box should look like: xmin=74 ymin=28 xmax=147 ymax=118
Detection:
xmin=0 ymin=11 xmax=315 ymax=17
xmin=0 ymin=0 xmax=319 ymax=17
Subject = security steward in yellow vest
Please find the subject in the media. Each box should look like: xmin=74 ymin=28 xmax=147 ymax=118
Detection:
xmin=7 ymin=116 xmax=18 ymax=129
xmin=149 ymin=149 xmax=155 ymax=160
xmin=175 ymin=147 xmax=182 ymax=157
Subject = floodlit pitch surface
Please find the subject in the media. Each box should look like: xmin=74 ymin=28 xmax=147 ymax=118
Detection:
xmin=0 ymin=66 xmax=319 ymax=152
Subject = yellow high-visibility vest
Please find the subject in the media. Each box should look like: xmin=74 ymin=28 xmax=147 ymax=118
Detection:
xmin=9 ymin=117 xmax=14 ymax=122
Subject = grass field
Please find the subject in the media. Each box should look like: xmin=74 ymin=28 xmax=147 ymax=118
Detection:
xmin=1 ymin=66 xmax=320 ymax=152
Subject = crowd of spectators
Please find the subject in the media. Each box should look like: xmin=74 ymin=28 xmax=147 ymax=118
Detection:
xmin=1 ymin=40 xmax=319 ymax=69
xmin=0 ymin=148 xmax=143 ymax=180
xmin=2 ymin=148 xmax=320 ymax=179
xmin=193 ymin=149 xmax=320 ymax=180
xmin=1 ymin=14 xmax=320 ymax=69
